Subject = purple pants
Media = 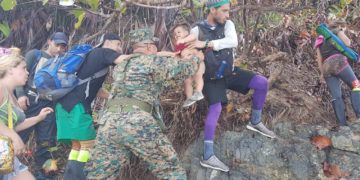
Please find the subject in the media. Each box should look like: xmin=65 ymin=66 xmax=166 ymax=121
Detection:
xmin=204 ymin=75 xmax=268 ymax=140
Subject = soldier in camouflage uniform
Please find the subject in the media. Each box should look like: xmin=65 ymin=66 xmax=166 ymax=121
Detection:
xmin=85 ymin=28 xmax=201 ymax=180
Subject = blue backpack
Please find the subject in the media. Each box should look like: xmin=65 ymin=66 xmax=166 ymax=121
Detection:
xmin=34 ymin=44 xmax=108 ymax=101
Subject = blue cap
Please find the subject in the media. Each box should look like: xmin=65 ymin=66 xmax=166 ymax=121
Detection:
xmin=50 ymin=32 xmax=68 ymax=45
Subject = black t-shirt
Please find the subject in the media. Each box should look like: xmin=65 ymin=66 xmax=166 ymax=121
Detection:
xmin=319 ymin=40 xmax=341 ymax=60
xmin=58 ymin=48 xmax=120 ymax=113
xmin=319 ymin=28 xmax=342 ymax=60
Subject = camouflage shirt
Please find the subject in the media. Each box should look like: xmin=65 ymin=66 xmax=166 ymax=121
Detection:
xmin=110 ymin=54 xmax=199 ymax=104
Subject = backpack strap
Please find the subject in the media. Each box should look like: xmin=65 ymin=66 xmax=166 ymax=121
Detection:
xmin=1 ymin=89 xmax=14 ymax=129
xmin=7 ymin=102 xmax=13 ymax=129
xmin=27 ymin=50 xmax=43 ymax=97
xmin=29 ymin=50 xmax=42 ymax=77
xmin=78 ymin=68 xmax=109 ymax=98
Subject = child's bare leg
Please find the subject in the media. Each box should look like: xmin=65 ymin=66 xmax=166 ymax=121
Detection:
xmin=184 ymin=78 xmax=193 ymax=99
xmin=194 ymin=62 xmax=205 ymax=92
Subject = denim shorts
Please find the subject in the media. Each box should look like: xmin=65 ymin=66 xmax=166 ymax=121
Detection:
xmin=0 ymin=157 xmax=28 ymax=180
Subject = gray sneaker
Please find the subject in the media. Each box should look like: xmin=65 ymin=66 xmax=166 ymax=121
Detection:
xmin=200 ymin=155 xmax=229 ymax=172
xmin=183 ymin=98 xmax=196 ymax=107
xmin=246 ymin=122 xmax=276 ymax=139
xmin=190 ymin=91 xmax=204 ymax=101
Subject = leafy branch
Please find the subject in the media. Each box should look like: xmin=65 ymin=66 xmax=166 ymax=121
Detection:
xmin=231 ymin=5 xmax=315 ymax=13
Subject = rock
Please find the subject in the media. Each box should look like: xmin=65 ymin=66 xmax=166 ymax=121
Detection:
xmin=327 ymin=124 xmax=360 ymax=153
xmin=311 ymin=135 xmax=332 ymax=150
xmin=182 ymin=122 xmax=360 ymax=179
xmin=327 ymin=149 xmax=360 ymax=179
xmin=184 ymin=126 xmax=327 ymax=180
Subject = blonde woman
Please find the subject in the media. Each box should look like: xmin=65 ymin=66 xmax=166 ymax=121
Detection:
xmin=0 ymin=49 xmax=53 ymax=180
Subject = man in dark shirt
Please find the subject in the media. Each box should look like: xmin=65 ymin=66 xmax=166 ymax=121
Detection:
xmin=55 ymin=32 xmax=132 ymax=180
xmin=15 ymin=32 xmax=68 ymax=179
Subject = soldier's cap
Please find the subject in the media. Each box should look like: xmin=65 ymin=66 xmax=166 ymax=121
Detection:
xmin=206 ymin=0 xmax=230 ymax=9
xmin=128 ymin=28 xmax=159 ymax=46
xmin=95 ymin=32 xmax=121 ymax=48
xmin=50 ymin=32 xmax=68 ymax=45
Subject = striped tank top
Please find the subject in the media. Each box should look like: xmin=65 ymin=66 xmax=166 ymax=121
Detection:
xmin=0 ymin=98 xmax=26 ymax=127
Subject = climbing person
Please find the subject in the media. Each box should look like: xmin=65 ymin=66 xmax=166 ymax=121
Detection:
xmin=190 ymin=0 xmax=276 ymax=172
xmin=315 ymin=20 xmax=360 ymax=126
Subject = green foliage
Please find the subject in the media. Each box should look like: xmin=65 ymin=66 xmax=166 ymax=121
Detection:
xmin=0 ymin=0 xmax=16 ymax=11
xmin=120 ymin=6 xmax=127 ymax=14
xmin=238 ymin=62 xmax=248 ymax=69
xmin=262 ymin=12 xmax=283 ymax=28
xmin=0 ymin=21 xmax=11 ymax=37
xmin=42 ymin=0 xmax=48 ymax=5
xmin=115 ymin=0 xmax=121 ymax=8
xmin=348 ymin=4 xmax=360 ymax=21
xmin=236 ymin=25 xmax=245 ymax=33
xmin=48 ymin=146 xmax=59 ymax=153
xmin=192 ymin=0 xmax=204 ymax=8
xmin=181 ymin=9 xmax=192 ymax=17
xmin=115 ymin=0 xmax=127 ymax=14
xmin=329 ymin=0 xmax=352 ymax=17
xmin=71 ymin=9 xmax=86 ymax=29
xmin=79 ymin=0 xmax=99 ymax=11
xmin=236 ymin=12 xmax=282 ymax=34
xmin=340 ymin=0 xmax=352 ymax=8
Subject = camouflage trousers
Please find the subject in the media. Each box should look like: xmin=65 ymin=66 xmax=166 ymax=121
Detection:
xmin=85 ymin=109 xmax=187 ymax=180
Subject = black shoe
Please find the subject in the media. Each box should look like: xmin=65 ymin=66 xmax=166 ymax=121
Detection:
xmin=64 ymin=160 xmax=86 ymax=180
xmin=34 ymin=171 xmax=55 ymax=180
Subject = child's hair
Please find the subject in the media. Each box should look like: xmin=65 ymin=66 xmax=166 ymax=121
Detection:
xmin=0 ymin=47 xmax=24 ymax=79
xmin=170 ymin=22 xmax=191 ymax=50
xmin=170 ymin=23 xmax=191 ymax=38
xmin=171 ymin=22 xmax=191 ymax=33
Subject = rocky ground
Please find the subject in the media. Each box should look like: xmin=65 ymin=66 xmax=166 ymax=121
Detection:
xmin=23 ymin=50 xmax=360 ymax=179
xmin=183 ymin=121 xmax=360 ymax=180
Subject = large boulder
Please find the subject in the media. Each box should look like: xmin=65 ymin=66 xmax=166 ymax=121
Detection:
xmin=328 ymin=123 xmax=360 ymax=154
xmin=183 ymin=122 xmax=360 ymax=180
xmin=183 ymin=130 xmax=326 ymax=179
xmin=327 ymin=149 xmax=360 ymax=178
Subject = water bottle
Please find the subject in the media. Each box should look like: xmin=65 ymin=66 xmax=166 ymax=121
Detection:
xmin=214 ymin=61 xmax=228 ymax=79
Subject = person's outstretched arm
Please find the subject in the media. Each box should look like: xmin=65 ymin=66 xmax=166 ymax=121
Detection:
xmin=155 ymin=55 xmax=202 ymax=84
xmin=177 ymin=33 xmax=197 ymax=44
xmin=316 ymin=48 xmax=325 ymax=82
xmin=113 ymin=54 xmax=138 ymax=64
xmin=190 ymin=20 xmax=238 ymax=51
xmin=15 ymin=107 xmax=53 ymax=132
xmin=337 ymin=29 xmax=351 ymax=47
